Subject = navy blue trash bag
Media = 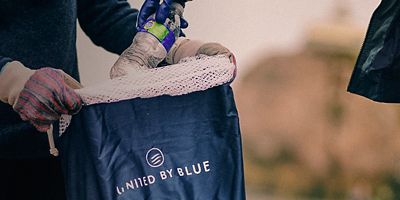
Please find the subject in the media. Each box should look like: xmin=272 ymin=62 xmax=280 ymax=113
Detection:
xmin=59 ymin=83 xmax=245 ymax=200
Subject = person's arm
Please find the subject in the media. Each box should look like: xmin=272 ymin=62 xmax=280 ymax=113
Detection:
xmin=77 ymin=0 xmax=139 ymax=55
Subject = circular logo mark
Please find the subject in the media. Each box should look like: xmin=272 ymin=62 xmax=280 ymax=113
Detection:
xmin=144 ymin=20 xmax=154 ymax=30
xmin=146 ymin=148 xmax=164 ymax=168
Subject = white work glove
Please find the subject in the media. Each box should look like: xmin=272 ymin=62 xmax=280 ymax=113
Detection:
xmin=110 ymin=2 xmax=184 ymax=79
xmin=0 ymin=61 xmax=82 ymax=132
xmin=110 ymin=37 xmax=236 ymax=79
xmin=166 ymin=37 xmax=236 ymax=65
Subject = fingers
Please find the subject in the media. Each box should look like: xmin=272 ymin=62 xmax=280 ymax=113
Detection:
xmin=62 ymin=86 xmax=83 ymax=115
xmin=197 ymin=42 xmax=236 ymax=66
xmin=138 ymin=0 xmax=160 ymax=28
xmin=169 ymin=14 xmax=181 ymax=33
xmin=155 ymin=0 xmax=173 ymax=24
xmin=14 ymin=91 xmax=59 ymax=133
xmin=197 ymin=43 xmax=231 ymax=56
xmin=139 ymin=0 xmax=189 ymax=29
xmin=56 ymin=70 xmax=83 ymax=115
xmin=14 ymin=68 xmax=83 ymax=132
xmin=180 ymin=18 xmax=188 ymax=29
xmin=29 ymin=119 xmax=53 ymax=133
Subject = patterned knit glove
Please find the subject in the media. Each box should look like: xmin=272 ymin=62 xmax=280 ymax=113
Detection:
xmin=13 ymin=68 xmax=83 ymax=132
xmin=0 ymin=62 xmax=82 ymax=132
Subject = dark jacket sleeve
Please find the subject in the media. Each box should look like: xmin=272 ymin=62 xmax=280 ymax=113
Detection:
xmin=0 ymin=56 xmax=12 ymax=72
xmin=77 ymin=0 xmax=139 ymax=55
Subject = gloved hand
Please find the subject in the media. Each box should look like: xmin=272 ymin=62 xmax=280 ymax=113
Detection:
xmin=138 ymin=0 xmax=193 ymax=29
xmin=197 ymin=42 xmax=237 ymax=66
xmin=0 ymin=62 xmax=83 ymax=132
xmin=166 ymin=38 xmax=237 ymax=66
xmin=111 ymin=0 xmax=191 ymax=79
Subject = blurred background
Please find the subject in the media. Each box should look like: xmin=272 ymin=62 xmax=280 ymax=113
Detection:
xmin=76 ymin=0 xmax=400 ymax=199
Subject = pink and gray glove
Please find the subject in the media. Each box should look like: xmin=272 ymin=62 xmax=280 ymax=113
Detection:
xmin=0 ymin=62 xmax=83 ymax=132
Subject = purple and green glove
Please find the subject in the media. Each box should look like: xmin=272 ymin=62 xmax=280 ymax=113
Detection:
xmin=138 ymin=0 xmax=193 ymax=29
xmin=137 ymin=0 xmax=236 ymax=66
xmin=0 ymin=62 xmax=82 ymax=132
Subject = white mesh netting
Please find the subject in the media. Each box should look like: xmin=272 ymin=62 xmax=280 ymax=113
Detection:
xmin=59 ymin=55 xmax=236 ymax=134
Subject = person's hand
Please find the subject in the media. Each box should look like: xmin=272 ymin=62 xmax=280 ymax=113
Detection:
xmin=166 ymin=38 xmax=236 ymax=66
xmin=15 ymin=68 xmax=83 ymax=132
xmin=197 ymin=42 xmax=237 ymax=79
xmin=165 ymin=38 xmax=237 ymax=80
xmin=137 ymin=0 xmax=192 ymax=29
xmin=196 ymin=42 xmax=237 ymax=66
xmin=0 ymin=62 xmax=83 ymax=132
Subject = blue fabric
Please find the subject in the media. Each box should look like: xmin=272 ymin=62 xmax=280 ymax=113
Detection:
xmin=348 ymin=0 xmax=400 ymax=102
xmin=0 ymin=0 xmax=138 ymax=158
xmin=60 ymin=84 xmax=246 ymax=200
xmin=0 ymin=56 xmax=12 ymax=72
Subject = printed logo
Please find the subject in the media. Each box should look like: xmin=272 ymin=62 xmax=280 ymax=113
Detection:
xmin=144 ymin=21 xmax=154 ymax=30
xmin=116 ymin=147 xmax=211 ymax=196
xmin=146 ymin=148 xmax=164 ymax=168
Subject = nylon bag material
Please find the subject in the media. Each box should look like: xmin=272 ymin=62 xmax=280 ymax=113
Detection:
xmin=347 ymin=0 xmax=400 ymax=103
xmin=59 ymin=84 xmax=245 ymax=200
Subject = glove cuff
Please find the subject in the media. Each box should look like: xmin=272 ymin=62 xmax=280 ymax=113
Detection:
xmin=0 ymin=61 xmax=34 ymax=106
xmin=139 ymin=19 xmax=176 ymax=52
